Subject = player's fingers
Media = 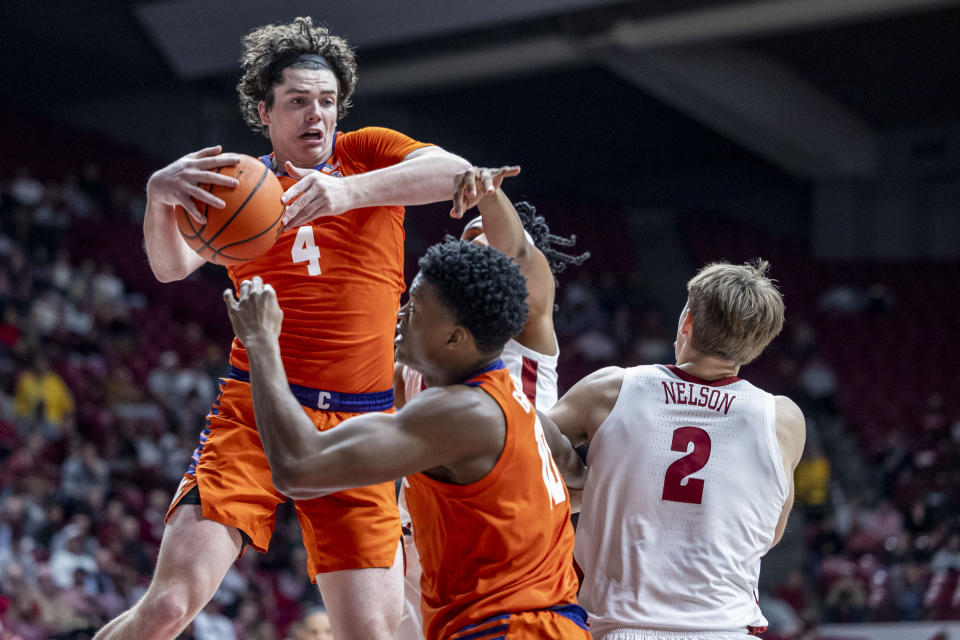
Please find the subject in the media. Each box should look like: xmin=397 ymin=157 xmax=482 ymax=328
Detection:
xmin=465 ymin=169 xmax=479 ymax=198
xmin=284 ymin=161 xmax=313 ymax=179
xmin=192 ymin=154 xmax=243 ymax=170
xmin=282 ymin=190 xmax=315 ymax=226
xmin=251 ymin=275 xmax=263 ymax=293
xmin=222 ymin=288 xmax=239 ymax=310
xmin=281 ymin=178 xmax=310 ymax=205
xmin=189 ymin=145 xmax=222 ymax=159
xmin=499 ymin=165 xmax=521 ymax=177
xmin=239 ymin=279 xmax=252 ymax=299
xmin=185 ymin=184 xmax=225 ymax=210
xmin=185 ymin=169 xmax=239 ymax=189
xmin=481 ymin=171 xmax=495 ymax=194
xmin=283 ymin=206 xmax=320 ymax=231
xmin=183 ymin=200 xmax=206 ymax=225
xmin=263 ymin=283 xmax=278 ymax=303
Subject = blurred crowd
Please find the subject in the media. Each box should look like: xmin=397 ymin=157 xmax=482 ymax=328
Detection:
xmin=0 ymin=162 xmax=957 ymax=639
xmin=0 ymin=167 xmax=323 ymax=639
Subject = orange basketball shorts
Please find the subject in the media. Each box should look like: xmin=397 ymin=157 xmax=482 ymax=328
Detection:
xmin=167 ymin=374 xmax=401 ymax=579
xmin=447 ymin=605 xmax=592 ymax=640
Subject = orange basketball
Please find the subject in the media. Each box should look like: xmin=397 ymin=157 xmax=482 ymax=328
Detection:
xmin=175 ymin=154 xmax=285 ymax=266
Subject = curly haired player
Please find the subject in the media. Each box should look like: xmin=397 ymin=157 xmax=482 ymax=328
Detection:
xmin=225 ymin=242 xmax=591 ymax=640
xmin=95 ymin=16 xmax=470 ymax=640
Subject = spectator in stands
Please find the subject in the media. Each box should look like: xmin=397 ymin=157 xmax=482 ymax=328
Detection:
xmin=822 ymin=567 xmax=867 ymax=622
xmin=59 ymin=440 xmax=109 ymax=503
xmin=799 ymin=354 xmax=837 ymax=411
xmin=888 ymin=559 xmax=927 ymax=621
xmin=794 ymin=439 xmax=831 ymax=519
xmin=297 ymin=609 xmax=333 ymax=640
xmin=13 ymin=353 xmax=74 ymax=434
xmin=930 ymin=532 xmax=960 ymax=572
xmin=49 ymin=525 xmax=97 ymax=589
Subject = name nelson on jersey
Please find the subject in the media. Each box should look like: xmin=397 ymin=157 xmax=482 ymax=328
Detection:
xmin=662 ymin=381 xmax=736 ymax=415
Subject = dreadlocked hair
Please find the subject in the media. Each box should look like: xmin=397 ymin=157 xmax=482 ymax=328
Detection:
xmin=513 ymin=201 xmax=590 ymax=279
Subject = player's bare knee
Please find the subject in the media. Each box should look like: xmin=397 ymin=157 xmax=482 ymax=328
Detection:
xmin=140 ymin=588 xmax=194 ymax=630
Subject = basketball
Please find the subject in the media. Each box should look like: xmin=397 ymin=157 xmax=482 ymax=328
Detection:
xmin=175 ymin=154 xmax=285 ymax=266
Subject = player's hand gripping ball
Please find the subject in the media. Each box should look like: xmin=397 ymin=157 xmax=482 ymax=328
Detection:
xmin=175 ymin=154 xmax=285 ymax=266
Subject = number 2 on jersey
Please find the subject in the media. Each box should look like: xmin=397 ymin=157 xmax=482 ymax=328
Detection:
xmin=291 ymin=226 xmax=321 ymax=275
xmin=662 ymin=426 xmax=711 ymax=504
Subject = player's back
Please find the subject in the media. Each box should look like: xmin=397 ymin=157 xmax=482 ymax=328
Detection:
xmin=403 ymin=363 xmax=583 ymax=640
xmin=227 ymin=127 xmax=429 ymax=393
xmin=575 ymin=364 xmax=788 ymax=636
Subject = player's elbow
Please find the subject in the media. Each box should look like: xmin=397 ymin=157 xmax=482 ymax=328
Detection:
xmin=152 ymin=267 xmax=188 ymax=283
xmin=270 ymin=462 xmax=326 ymax=500
xmin=147 ymin=255 xmax=194 ymax=283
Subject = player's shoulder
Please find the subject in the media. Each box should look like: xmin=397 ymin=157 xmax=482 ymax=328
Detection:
xmin=581 ymin=365 xmax=628 ymax=388
xmin=773 ymin=394 xmax=806 ymax=461
xmin=404 ymin=383 xmax=500 ymax=420
xmin=562 ymin=366 xmax=627 ymax=410
xmin=337 ymin=126 xmax=405 ymax=142
xmin=399 ymin=384 xmax=505 ymax=441
xmin=773 ymin=394 xmax=804 ymax=427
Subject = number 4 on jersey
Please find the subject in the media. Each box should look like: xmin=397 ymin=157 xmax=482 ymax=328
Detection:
xmin=292 ymin=226 xmax=322 ymax=275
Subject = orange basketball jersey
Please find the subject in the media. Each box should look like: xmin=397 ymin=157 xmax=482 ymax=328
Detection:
xmin=403 ymin=361 xmax=581 ymax=640
xmin=228 ymin=127 xmax=432 ymax=392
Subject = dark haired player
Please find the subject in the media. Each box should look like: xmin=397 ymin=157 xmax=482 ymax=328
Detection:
xmin=395 ymin=166 xmax=590 ymax=638
xmin=98 ymin=16 xmax=470 ymax=640
xmin=224 ymin=242 xmax=591 ymax=640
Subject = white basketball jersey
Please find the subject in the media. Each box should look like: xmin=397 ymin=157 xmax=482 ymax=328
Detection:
xmin=575 ymin=364 xmax=788 ymax=636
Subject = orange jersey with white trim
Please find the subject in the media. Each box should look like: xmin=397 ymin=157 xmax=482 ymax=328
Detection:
xmin=227 ymin=127 xmax=432 ymax=392
xmin=404 ymin=362 xmax=580 ymax=640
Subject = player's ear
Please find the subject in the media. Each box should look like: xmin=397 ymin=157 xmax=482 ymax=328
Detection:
xmin=447 ymin=325 xmax=468 ymax=349
xmin=680 ymin=308 xmax=694 ymax=335
xmin=258 ymin=101 xmax=272 ymax=125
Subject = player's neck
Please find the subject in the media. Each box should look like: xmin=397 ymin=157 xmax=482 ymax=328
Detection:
xmin=424 ymin=355 xmax=500 ymax=387
xmin=673 ymin=353 xmax=739 ymax=381
xmin=271 ymin=149 xmax=333 ymax=174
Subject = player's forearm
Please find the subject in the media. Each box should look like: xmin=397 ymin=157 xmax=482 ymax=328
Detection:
xmin=539 ymin=410 xmax=587 ymax=489
xmin=477 ymin=190 xmax=528 ymax=260
xmin=347 ymin=150 xmax=470 ymax=209
xmin=244 ymin=337 xmax=328 ymax=493
xmin=143 ymin=195 xmax=205 ymax=282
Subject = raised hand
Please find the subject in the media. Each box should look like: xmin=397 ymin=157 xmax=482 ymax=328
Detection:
xmin=223 ymin=276 xmax=284 ymax=347
xmin=450 ymin=165 xmax=521 ymax=218
xmin=147 ymin=145 xmax=241 ymax=224
xmin=280 ymin=162 xmax=355 ymax=230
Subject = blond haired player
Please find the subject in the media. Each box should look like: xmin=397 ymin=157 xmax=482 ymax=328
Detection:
xmin=550 ymin=260 xmax=806 ymax=640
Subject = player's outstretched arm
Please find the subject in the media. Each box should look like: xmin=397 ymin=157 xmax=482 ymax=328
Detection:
xmin=771 ymin=395 xmax=806 ymax=547
xmin=548 ymin=366 xmax=626 ymax=448
xmin=538 ymin=409 xmax=586 ymax=490
xmin=224 ymin=279 xmax=501 ymax=498
xmin=144 ymin=146 xmax=242 ymax=282
xmin=280 ymin=146 xmax=471 ymax=229
xmin=455 ymin=166 xmax=557 ymax=324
